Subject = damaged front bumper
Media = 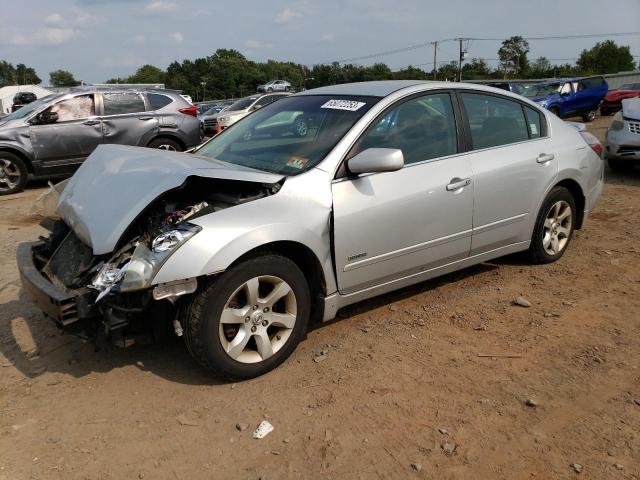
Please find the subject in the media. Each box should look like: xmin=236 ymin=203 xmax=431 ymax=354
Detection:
xmin=17 ymin=241 xmax=98 ymax=326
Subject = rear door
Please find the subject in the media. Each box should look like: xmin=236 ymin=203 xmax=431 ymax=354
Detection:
xmin=29 ymin=93 xmax=102 ymax=166
xmin=458 ymin=91 xmax=557 ymax=254
xmin=332 ymin=91 xmax=474 ymax=293
xmin=98 ymin=92 xmax=158 ymax=147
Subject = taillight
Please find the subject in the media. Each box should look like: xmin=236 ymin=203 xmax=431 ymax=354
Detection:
xmin=579 ymin=131 xmax=603 ymax=158
xmin=179 ymin=104 xmax=197 ymax=117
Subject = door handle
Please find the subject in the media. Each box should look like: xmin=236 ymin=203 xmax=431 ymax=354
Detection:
xmin=83 ymin=120 xmax=100 ymax=126
xmin=138 ymin=116 xmax=154 ymax=120
xmin=446 ymin=177 xmax=471 ymax=191
xmin=536 ymin=153 xmax=555 ymax=163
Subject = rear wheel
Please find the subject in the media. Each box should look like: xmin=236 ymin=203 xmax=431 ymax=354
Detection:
xmin=608 ymin=158 xmax=634 ymax=173
xmin=182 ymin=255 xmax=310 ymax=380
xmin=527 ymin=187 xmax=576 ymax=264
xmin=0 ymin=152 xmax=28 ymax=195
xmin=148 ymin=137 xmax=183 ymax=152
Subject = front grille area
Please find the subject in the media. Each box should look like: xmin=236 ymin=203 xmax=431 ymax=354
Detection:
xmin=629 ymin=121 xmax=640 ymax=134
xmin=203 ymin=119 xmax=218 ymax=129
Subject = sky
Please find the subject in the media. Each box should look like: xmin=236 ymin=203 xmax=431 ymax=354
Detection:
xmin=0 ymin=0 xmax=639 ymax=84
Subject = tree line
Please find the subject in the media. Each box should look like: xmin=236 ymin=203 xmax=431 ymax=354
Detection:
xmin=1 ymin=38 xmax=637 ymax=101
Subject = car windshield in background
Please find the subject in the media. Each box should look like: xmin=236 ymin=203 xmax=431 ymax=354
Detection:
xmin=194 ymin=95 xmax=378 ymax=175
xmin=1 ymin=95 xmax=55 ymax=121
xmin=525 ymin=83 xmax=561 ymax=97
xmin=226 ymin=97 xmax=258 ymax=111
xmin=619 ymin=83 xmax=640 ymax=90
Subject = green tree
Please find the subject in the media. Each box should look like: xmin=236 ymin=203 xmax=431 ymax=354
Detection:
xmin=577 ymin=40 xmax=636 ymax=74
xmin=49 ymin=69 xmax=80 ymax=87
xmin=529 ymin=57 xmax=553 ymax=78
xmin=127 ymin=64 xmax=165 ymax=84
xmin=0 ymin=61 xmax=41 ymax=86
xmin=498 ymin=36 xmax=530 ymax=77
xmin=462 ymin=58 xmax=492 ymax=80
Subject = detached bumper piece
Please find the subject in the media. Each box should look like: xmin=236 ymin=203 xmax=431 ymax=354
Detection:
xmin=17 ymin=242 xmax=98 ymax=326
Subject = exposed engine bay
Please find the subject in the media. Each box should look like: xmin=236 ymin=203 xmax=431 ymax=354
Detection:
xmin=31 ymin=176 xmax=281 ymax=337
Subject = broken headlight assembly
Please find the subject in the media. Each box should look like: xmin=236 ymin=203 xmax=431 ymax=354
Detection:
xmin=120 ymin=223 xmax=201 ymax=292
xmin=91 ymin=223 xmax=201 ymax=300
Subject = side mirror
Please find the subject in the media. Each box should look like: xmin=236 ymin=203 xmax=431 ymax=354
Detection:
xmin=34 ymin=111 xmax=59 ymax=125
xmin=347 ymin=148 xmax=404 ymax=175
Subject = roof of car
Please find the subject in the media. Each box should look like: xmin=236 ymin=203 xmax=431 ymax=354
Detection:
xmin=67 ymin=85 xmax=181 ymax=95
xmin=296 ymin=80 xmax=434 ymax=97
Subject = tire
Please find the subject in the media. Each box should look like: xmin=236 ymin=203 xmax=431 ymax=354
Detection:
xmin=527 ymin=186 xmax=576 ymax=265
xmin=0 ymin=151 xmax=28 ymax=196
xmin=147 ymin=137 xmax=183 ymax=152
xmin=582 ymin=110 xmax=596 ymax=122
xmin=267 ymin=87 xmax=273 ymax=92
xmin=549 ymin=106 xmax=560 ymax=117
xmin=182 ymin=254 xmax=310 ymax=380
xmin=608 ymin=158 xmax=634 ymax=173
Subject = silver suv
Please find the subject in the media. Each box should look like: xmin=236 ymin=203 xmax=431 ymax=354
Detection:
xmin=200 ymin=92 xmax=289 ymax=133
xmin=0 ymin=87 xmax=201 ymax=194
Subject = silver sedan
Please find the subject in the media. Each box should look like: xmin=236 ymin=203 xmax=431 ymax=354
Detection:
xmin=18 ymin=81 xmax=604 ymax=379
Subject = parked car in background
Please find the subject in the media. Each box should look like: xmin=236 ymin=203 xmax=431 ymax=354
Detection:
xmin=12 ymin=91 xmax=38 ymax=112
xmin=198 ymin=103 xmax=232 ymax=134
xmin=0 ymin=86 xmax=200 ymax=194
xmin=201 ymin=92 xmax=290 ymax=132
xmin=605 ymin=98 xmax=640 ymax=172
xmin=600 ymin=83 xmax=640 ymax=116
xmin=17 ymin=80 xmax=603 ymax=379
xmin=257 ymin=80 xmax=292 ymax=92
xmin=525 ymin=76 xmax=608 ymax=122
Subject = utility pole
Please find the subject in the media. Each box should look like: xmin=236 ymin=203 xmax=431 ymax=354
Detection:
xmin=431 ymin=41 xmax=438 ymax=80
xmin=458 ymin=38 xmax=464 ymax=82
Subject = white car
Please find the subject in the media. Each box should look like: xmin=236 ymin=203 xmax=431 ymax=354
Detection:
xmin=257 ymin=80 xmax=292 ymax=93
xmin=606 ymin=98 xmax=640 ymax=172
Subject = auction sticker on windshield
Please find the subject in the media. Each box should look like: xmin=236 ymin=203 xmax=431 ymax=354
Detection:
xmin=321 ymin=99 xmax=366 ymax=111
xmin=287 ymin=156 xmax=309 ymax=169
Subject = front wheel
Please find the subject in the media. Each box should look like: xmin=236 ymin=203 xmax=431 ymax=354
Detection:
xmin=182 ymin=255 xmax=310 ymax=380
xmin=582 ymin=110 xmax=596 ymax=122
xmin=527 ymin=187 xmax=576 ymax=264
xmin=0 ymin=152 xmax=28 ymax=196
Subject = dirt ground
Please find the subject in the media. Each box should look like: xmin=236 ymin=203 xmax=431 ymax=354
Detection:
xmin=1 ymin=116 xmax=639 ymax=480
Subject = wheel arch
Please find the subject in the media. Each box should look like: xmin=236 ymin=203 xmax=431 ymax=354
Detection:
xmin=0 ymin=145 xmax=34 ymax=173
xmin=147 ymin=134 xmax=185 ymax=150
xmin=554 ymin=178 xmax=586 ymax=229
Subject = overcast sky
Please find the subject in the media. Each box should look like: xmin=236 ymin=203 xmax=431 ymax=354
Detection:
xmin=0 ymin=0 xmax=639 ymax=84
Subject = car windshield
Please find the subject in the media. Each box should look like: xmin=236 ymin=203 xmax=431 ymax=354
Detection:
xmin=193 ymin=95 xmax=377 ymax=175
xmin=524 ymin=83 xmax=561 ymax=97
xmin=1 ymin=95 xmax=56 ymax=121
xmin=226 ymin=96 xmax=258 ymax=111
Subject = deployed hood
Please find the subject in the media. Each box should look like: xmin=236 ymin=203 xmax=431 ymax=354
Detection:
xmin=57 ymin=144 xmax=283 ymax=255
xmin=622 ymin=98 xmax=640 ymax=120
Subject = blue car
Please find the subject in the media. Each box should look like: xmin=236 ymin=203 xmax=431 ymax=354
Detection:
xmin=525 ymin=76 xmax=608 ymax=122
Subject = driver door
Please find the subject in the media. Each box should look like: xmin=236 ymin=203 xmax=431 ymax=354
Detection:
xmin=29 ymin=94 xmax=102 ymax=167
xmin=332 ymin=92 xmax=474 ymax=294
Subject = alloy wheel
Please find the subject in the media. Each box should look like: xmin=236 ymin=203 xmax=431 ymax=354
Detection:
xmin=156 ymin=144 xmax=177 ymax=151
xmin=0 ymin=158 xmax=22 ymax=192
xmin=542 ymin=200 xmax=572 ymax=255
xmin=219 ymin=275 xmax=297 ymax=364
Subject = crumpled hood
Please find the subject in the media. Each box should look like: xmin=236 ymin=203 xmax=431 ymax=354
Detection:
xmin=57 ymin=144 xmax=283 ymax=255
xmin=622 ymin=98 xmax=640 ymax=120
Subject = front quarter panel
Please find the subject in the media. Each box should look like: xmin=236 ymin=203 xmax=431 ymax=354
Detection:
xmin=152 ymin=168 xmax=337 ymax=293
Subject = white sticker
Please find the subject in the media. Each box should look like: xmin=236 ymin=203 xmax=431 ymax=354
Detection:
xmin=530 ymin=123 xmax=538 ymax=135
xmin=321 ymin=99 xmax=366 ymax=111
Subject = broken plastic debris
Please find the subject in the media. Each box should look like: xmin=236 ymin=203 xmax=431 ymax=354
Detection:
xmin=252 ymin=420 xmax=274 ymax=439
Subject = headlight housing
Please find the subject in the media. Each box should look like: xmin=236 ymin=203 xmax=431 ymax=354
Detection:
xmin=119 ymin=223 xmax=201 ymax=292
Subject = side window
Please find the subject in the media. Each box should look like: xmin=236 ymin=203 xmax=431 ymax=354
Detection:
xmin=49 ymin=95 xmax=95 ymax=122
xmin=460 ymin=93 xmax=529 ymax=149
xmin=147 ymin=93 xmax=173 ymax=111
xmin=356 ymin=92 xmax=458 ymax=165
xmin=524 ymin=106 xmax=543 ymax=139
xmin=255 ymin=96 xmax=275 ymax=107
xmin=102 ymin=93 xmax=146 ymax=116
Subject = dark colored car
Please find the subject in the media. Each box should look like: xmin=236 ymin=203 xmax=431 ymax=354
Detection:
xmin=482 ymin=82 xmax=527 ymax=95
xmin=11 ymin=91 xmax=38 ymax=112
xmin=525 ymin=76 xmax=608 ymax=122
xmin=0 ymin=86 xmax=201 ymax=195
xmin=600 ymin=83 xmax=640 ymax=115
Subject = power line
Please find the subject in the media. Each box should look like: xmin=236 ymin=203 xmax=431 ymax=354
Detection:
xmin=321 ymin=31 xmax=640 ymax=65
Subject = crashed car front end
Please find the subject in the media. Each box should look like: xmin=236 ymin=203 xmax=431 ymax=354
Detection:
xmin=17 ymin=144 xmax=285 ymax=338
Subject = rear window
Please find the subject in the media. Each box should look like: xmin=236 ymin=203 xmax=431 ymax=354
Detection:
xmin=147 ymin=93 xmax=173 ymax=110
xmin=524 ymin=106 xmax=543 ymax=139
xmin=102 ymin=92 xmax=146 ymax=115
